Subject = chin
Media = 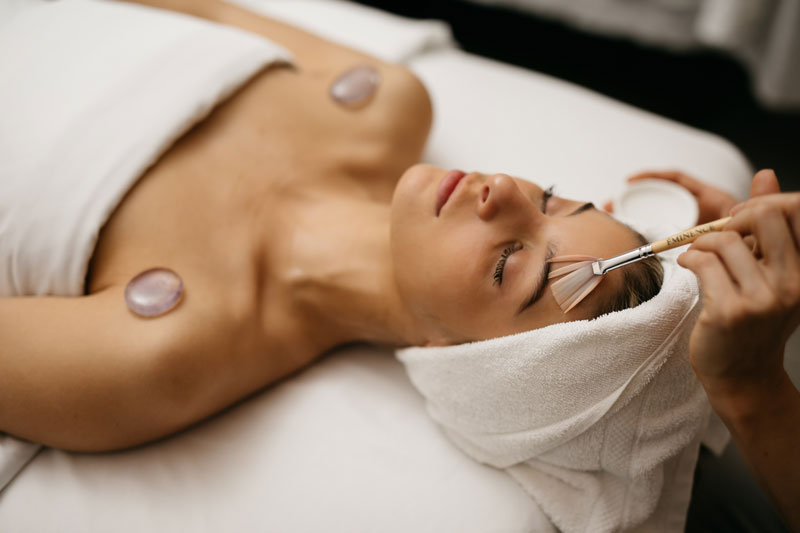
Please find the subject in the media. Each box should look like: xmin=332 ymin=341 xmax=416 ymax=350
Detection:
xmin=391 ymin=163 xmax=436 ymax=223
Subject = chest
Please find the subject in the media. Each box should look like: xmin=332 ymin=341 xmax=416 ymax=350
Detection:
xmin=86 ymin=63 xmax=429 ymax=303
xmin=228 ymin=64 xmax=432 ymax=195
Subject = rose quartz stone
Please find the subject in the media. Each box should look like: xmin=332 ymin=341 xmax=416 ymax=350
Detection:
xmin=329 ymin=65 xmax=380 ymax=107
xmin=124 ymin=267 xmax=183 ymax=317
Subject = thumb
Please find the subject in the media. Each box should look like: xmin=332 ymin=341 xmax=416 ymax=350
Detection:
xmin=750 ymin=169 xmax=780 ymax=198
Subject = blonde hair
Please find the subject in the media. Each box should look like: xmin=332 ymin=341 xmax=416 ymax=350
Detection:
xmin=598 ymin=228 xmax=665 ymax=316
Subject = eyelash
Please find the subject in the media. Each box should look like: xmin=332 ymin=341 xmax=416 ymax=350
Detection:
xmin=493 ymin=242 xmax=522 ymax=286
xmin=492 ymin=185 xmax=554 ymax=287
xmin=542 ymin=185 xmax=554 ymax=211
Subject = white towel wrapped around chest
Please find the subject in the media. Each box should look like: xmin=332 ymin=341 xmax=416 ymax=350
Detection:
xmin=0 ymin=0 xmax=292 ymax=492
xmin=0 ymin=0 xmax=292 ymax=297
xmin=396 ymin=258 xmax=725 ymax=532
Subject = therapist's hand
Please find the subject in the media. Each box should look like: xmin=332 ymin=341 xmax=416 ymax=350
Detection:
xmin=677 ymin=169 xmax=800 ymax=530
xmin=627 ymin=170 xmax=741 ymax=225
xmin=677 ymin=170 xmax=797 ymax=398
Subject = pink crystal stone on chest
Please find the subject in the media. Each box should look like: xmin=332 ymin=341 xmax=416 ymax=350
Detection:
xmin=124 ymin=267 xmax=183 ymax=317
xmin=329 ymin=65 xmax=380 ymax=107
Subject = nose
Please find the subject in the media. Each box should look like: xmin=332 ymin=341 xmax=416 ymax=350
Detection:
xmin=477 ymin=173 xmax=541 ymax=223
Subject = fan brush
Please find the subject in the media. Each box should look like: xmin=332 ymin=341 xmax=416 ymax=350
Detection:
xmin=548 ymin=217 xmax=731 ymax=313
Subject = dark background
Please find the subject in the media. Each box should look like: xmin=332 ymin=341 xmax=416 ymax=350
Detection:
xmin=355 ymin=0 xmax=800 ymax=191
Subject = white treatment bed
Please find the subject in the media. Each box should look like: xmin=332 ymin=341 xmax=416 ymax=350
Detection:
xmin=1 ymin=0 xmax=784 ymax=531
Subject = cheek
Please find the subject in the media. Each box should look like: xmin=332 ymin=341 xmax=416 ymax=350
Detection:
xmin=415 ymin=242 xmax=487 ymax=326
xmin=393 ymin=228 xmax=483 ymax=315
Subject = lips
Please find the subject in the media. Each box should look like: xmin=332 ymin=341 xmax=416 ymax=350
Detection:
xmin=435 ymin=170 xmax=467 ymax=216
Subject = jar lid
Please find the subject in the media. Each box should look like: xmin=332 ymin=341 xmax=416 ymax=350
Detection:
xmin=614 ymin=179 xmax=698 ymax=230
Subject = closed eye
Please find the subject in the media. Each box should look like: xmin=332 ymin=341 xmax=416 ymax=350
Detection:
xmin=541 ymin=185 xmax=554 ymax=213
xmin=493 ymin=242 xmax=521 ymax=286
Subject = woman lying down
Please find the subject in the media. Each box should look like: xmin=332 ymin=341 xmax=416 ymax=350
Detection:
xmin=1 ymin=1 xmax=798 ymax=531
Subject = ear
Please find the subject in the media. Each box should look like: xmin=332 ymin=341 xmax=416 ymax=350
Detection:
xmin=750 ymin=169 xmax=780 ymax=198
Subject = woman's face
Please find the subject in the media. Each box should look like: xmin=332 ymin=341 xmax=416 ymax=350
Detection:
xmin=390 ymin=164 xmax=644 ymax=345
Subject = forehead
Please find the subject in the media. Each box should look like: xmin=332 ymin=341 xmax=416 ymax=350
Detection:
xmin=556 ymin=208 xmax=643 ymax=256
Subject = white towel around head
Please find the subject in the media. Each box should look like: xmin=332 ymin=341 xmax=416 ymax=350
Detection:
xmin=396 ymin=258 xmax=723 ymax=532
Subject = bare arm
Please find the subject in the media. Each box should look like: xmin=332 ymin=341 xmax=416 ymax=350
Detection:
xmin=0 ymin=289 xmax=202 ymax=451
xmin=0 ymin=287 xmax=271 ymax=452
xmin=679 ymin=170 xmax=800 ymax=530
xmin=706 ymin=371 xmax=800 ymax=531
xmin=1 ymin=290 xmax=151 ymax=450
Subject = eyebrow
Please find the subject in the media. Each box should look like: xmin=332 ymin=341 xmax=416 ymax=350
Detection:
xmin=517 ymin=242 xmax=557 ymax=315
xmin=568 ymin=202 xmax=595 ymax=216
xmin=515 ymin=202 xmax=596 ymax=315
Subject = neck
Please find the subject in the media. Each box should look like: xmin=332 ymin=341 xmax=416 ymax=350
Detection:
xmin=264 ymin=195 xmax=425 ymax=351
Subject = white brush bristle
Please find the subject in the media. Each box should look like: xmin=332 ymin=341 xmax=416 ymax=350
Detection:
xmin=549 ymin=261 xmax=603 ymax=313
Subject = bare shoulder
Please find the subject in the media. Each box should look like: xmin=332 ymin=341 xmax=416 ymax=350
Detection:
xmin=0 ymin=282 xmax=299 ymax=450
xmin=380 ymin=64 xmax=433 ymax=130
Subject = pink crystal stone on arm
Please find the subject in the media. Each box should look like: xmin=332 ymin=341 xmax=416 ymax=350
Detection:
xmin=124 ymin=268 xmax=184 ymax=317
xmin=329 ymin=65 xmax=380 ymax=107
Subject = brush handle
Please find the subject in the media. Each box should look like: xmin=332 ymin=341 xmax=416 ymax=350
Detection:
xmin=650 ymin=216 xmax=732 ymax=253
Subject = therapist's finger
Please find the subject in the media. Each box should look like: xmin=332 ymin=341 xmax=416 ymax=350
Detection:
xmin=790 ymin=204 xmax=800 ymax=248
xmin=687 ymin=232 xmax=768 ymax=297
xmin=730 ymin=191 xmax=800 ymax=217
xmin=728 ymin=194 xmax=800 ymax=252
xmin=752 ymin=207 xmax=797 ymax=265
xmin=727 ymin=208 xmax=800 ymax=309
xmin=750 ymin=169 xmax=781 ymax=198
xmin=751 ymin=208 xmax=800 ymax=306
xmin=727 ymin=201 xmax=800 ymax=255
xmin=729 ymin=170 xmax=782 ymax=214
xmin=743 ymin=235 xmax=759 ymax=255
xmin=678 ymin=249 xmax=738 ymax=302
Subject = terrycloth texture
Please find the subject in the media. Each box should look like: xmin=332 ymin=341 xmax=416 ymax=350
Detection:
xmin=397 ymin=259 xmax=718 ymax=532
xmin=0 ymin=0 xmax=292 ymax=492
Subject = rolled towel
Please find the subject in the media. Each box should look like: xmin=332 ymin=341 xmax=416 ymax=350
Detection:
xmin=397 ymin=257 xmax=724 ymax=532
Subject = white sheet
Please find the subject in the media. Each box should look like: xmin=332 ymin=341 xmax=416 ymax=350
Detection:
xmin=1 ymin=348 xmax=551 ymax=531
xmin=0 ymin=1 xmax=753 ymax=531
